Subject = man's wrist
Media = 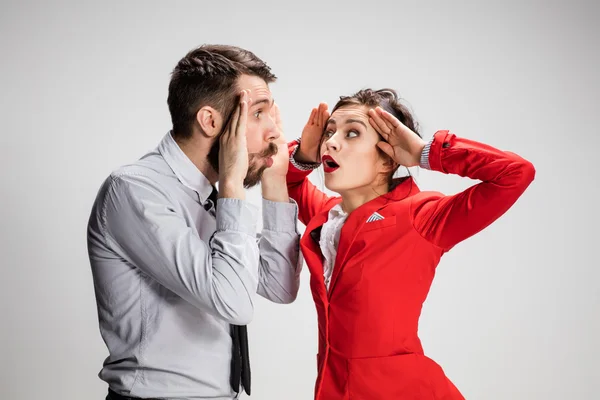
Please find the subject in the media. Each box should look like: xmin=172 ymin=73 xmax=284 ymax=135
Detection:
xmin=261 ymin=176 xmax=289 ymax=203
xmin=219 ymin=180 xmax=245 ymax=200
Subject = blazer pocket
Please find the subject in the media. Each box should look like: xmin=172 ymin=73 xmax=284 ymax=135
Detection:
xmin=360 ymin=215 xmax=396 ymax=233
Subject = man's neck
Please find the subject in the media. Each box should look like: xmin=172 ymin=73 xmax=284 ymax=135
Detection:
xmin=175 ymin=135 xmax=219 ymax=185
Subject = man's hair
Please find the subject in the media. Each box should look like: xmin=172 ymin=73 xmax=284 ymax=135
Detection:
xmin=167 ymin=44 xmax=277 ymax=139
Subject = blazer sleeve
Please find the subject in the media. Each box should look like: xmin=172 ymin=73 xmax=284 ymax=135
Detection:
xmin=286 ymin=140 xmax=338 ymax=226
xmin=411 ymin=130 xmax=536 ymax=251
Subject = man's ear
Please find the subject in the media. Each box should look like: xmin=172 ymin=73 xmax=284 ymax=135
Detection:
xmin=196 ymin=106 xmax=223 ymax=138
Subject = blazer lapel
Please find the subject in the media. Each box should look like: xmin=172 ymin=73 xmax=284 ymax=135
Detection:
xmin=327 ymin=204 xmax=376 ymax=298
xmin=327 ymin=178 xmax=417 ymax=298
xmin=300 ymin=207 xmax=334 ymax=300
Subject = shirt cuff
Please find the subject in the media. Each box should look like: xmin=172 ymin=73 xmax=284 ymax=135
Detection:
xmin=290 ymin=139 xmax=321 ymax=171
xmin=216 ymin=198 xmax=258 ymax=236
xmin=419 ymin=138 xmax=434 ymax=170
xmin=262 ymin=198 xmax=299 ymax=233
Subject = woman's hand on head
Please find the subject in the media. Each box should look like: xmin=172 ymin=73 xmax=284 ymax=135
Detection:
xmin=368 ymin=107 xmax=426 ymax=167
xmin=296 ymin=102 xmax=329 ymax=163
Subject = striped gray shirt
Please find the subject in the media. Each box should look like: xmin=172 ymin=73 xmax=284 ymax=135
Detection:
xmin=87 ymin=132 xmax=301 ymax=399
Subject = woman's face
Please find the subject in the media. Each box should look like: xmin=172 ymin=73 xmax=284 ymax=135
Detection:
xmin=321 ymin=105 xmax=391 ymax=194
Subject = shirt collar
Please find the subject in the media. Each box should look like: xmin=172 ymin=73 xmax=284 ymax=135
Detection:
xmin=158 ymin=131 xmax=214 ymax=204
xmin=328 ymin=203 xmax=347 ymax=219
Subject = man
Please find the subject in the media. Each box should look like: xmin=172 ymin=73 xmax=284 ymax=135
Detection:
xmin=87 ymin=44 xmax=301 ymax=400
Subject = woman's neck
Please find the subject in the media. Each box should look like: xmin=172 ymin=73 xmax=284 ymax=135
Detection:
xmin=339 ymin=182 xmax=389 ymax=214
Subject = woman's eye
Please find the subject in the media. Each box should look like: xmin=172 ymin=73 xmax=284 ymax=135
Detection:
xmin=347 ymin=130 xmax=359 ymax=138
xmin=324 ymin=130 xmax=334 ymax=138
xmin=254 ymin=111 xmax=262 ymax=118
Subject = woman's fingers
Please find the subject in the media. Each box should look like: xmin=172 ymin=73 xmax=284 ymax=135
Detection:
xmin=308 ymin=107 xmax=317 ymax=125
xmin=376 ymin=141 xmax=395 ymax=158
xmin=368 ymin=110 xmax=392 ymax=138
xmin=375 ymin=107 xmax=402 ymax=128
xmin=317 ymin=102 xmax=328 ymax=126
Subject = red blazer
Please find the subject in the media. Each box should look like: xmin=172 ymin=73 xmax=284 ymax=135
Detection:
xmin=287 ymin=130 xmax=535 ymax=400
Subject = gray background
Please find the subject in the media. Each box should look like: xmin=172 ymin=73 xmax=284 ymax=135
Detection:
xmin=1 ymin=1 xmax=598 ymax=399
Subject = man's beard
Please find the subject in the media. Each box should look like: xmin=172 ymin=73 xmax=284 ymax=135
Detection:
xmin=207 ymin=140 xmax=278 ymax=188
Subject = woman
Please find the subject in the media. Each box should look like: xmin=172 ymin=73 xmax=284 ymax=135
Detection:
xmin=286 ymin=89 xmax=535 ymax=399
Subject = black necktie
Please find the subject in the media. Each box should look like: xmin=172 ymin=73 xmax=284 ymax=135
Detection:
xmin=204 ymin=186 xmax=218 ymax=213
xmin=205 ymin=187 xmax=251 ymax=395
xmin=231 ymin=324 xmax=251 ymax=395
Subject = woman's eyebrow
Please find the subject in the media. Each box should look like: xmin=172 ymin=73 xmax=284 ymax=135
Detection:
xmin=345 ymin=118 xmax=367 ymax=128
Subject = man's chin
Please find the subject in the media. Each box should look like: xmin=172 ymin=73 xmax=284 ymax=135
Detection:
xmin=243 ymin=180 xmax=260 ymax=189
xmin=243 ymin=165 xmax=268 ymax=188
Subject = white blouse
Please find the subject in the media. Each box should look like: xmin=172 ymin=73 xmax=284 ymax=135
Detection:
xmin=319 ymin=203 xmax=348 ymax=290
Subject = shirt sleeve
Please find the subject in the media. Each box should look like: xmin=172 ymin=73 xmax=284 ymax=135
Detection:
xmin=419 ymin=137 xmax=434 ymax=170
xmin=289 ymin=137 xmax=321 ymax=171
xmin=100 ymin=174 xmax=261 ymax=325
xmin=256 ymin=198 xmax=302 ymax=304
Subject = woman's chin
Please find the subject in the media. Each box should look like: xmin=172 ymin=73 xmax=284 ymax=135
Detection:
xmin=323 ymin=175 xmax=338 ymax=192
xmin=324 ymin=179 xmax=346 ymax=194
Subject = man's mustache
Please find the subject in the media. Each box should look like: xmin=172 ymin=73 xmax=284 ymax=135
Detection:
xmin=251 ymin=142 xmax=278 ymax=158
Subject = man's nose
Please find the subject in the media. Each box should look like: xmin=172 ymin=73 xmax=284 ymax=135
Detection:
xmin=266 ymin=115 xmax=280 ymax=141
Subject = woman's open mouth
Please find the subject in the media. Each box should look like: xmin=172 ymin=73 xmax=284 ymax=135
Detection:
xmin=321 ymin=154 xmax=339 ymax=174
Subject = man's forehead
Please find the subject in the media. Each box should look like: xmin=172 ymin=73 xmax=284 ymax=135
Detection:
xmin=237 ymin=74 xmax=271 ymax=100
xmin=248 ymin=89 xmax=272 ymax=107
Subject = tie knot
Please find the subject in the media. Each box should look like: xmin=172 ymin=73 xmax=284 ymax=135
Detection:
xmin=204 ymin=186 xmax=218 ymax=211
